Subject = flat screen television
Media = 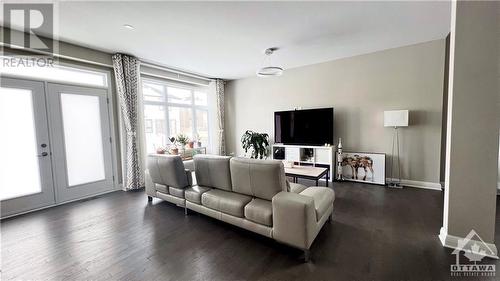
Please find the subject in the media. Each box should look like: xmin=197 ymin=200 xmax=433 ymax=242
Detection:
xmin=274 ymin=108 xmax=334 ymax=146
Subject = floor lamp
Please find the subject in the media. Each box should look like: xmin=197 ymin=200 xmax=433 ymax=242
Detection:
xmin=384 ymin=110 xmax=409 ymax=188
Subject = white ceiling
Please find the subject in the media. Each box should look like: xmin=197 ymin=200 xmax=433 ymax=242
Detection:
xmin=15 ymin=1 xmax=452 ymax=80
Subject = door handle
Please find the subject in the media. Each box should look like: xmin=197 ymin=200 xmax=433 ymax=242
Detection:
xmin=37 ymin=152 xmax=49 ymax=157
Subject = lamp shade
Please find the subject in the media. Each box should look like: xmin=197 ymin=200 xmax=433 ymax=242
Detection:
xmin=384 ymin=110 xmax=409 ymax=127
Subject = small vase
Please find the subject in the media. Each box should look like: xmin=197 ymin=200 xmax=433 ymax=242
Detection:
xmin=188 ymin=141 xmax=194 ymax=149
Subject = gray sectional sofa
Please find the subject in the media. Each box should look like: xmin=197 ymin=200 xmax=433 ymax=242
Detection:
xmin=145 ymin=154 xmax=335 ymax=261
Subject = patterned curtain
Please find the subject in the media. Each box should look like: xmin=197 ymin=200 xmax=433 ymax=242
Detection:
xmin=215 ymin=79 xmax=226 ymax=155
xmin=112 ymin=54 xmax=145 ymax=190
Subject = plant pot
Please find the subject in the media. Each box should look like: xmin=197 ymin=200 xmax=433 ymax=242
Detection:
xmin=171 ymin=148 xmax=179 ymax=155
xmin=188 ymin=141 xmax=194 ymax=149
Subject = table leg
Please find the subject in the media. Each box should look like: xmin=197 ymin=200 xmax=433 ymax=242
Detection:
xmin=326 ymin=172 xmax=329 ymax=187
xmin=315 ymin=179 xmax=318 ymax=186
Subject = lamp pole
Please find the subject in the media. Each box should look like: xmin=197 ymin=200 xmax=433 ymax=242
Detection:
xmin=388 ymin=126 xmax=402 ymax=188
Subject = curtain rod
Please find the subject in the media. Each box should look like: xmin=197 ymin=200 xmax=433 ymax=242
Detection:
xmin=141 ymin=71 xmax=210 ymax=87
xmin=139 ymin=60 xmax=213 ymax=82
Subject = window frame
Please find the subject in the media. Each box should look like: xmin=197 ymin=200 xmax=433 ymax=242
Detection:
xmin=142 ymin=77 xmax=210 ymax=151
xmin=0 ymin=57 xmax=109 ymax=88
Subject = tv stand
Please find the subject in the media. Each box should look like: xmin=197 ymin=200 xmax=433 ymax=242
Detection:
xmin=271 ymin=144 xmax=335 ymax=184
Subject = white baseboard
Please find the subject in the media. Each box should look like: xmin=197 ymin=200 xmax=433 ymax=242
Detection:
xmin=386 ymin=178 xmax=442 ymax=191
xmin=439 ymin=227 xmax=499 ymax=259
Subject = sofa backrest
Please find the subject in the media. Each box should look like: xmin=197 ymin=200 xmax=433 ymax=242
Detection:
xmin=147 ymin=154 xmax=189 ymax=188
xmin=230 ymin=157 xmax=287 ymax=200
xmin=193 ymin=154 xmax=232 ymax=191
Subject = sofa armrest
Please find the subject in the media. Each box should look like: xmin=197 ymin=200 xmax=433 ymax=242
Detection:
xmin=272 ymin=191 xmax=317 ymax=250
xmin=286 ymin=181 xmax=307 ymax=193
xmin=145 ymin=170 xmax=156 ymax=197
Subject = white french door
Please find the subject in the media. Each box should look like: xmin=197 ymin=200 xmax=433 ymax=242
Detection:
xmin=0 ymin=77 xmax=115 ymax=218
xmin=0 ymin=78 xmax=56 ymax=217
xmin=47 ymin=83 xmax=114 ymax=203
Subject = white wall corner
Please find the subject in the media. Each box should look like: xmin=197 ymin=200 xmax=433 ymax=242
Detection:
xmin=439 ymin=227 xmax=499 ymax=259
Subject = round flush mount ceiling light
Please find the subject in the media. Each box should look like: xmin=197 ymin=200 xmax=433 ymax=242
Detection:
xmin=123 ymin=24 xmax=135 ymax=30
xmin=257 ymin=47 xmax=284 ymax=77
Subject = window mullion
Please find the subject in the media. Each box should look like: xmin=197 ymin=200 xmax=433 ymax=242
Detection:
xmin=164 ymin=85 xmax=170 ymax=145
xmin=191 ymin=89 xmax=197 ymax=139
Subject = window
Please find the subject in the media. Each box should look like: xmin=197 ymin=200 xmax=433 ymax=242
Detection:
xmin=0 ymin=57 xmax=108 ymax=87
xmin=142 ymin=79 xmax=210 ymax=153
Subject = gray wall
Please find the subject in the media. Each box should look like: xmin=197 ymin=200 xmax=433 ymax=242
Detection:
xmin=225 ymin=39 xmax=446 ymax=184
xmin=441 ymin=1 xmax=499 ymax=244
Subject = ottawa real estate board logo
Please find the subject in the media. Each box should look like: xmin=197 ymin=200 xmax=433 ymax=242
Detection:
xmin=450 ymin=230 xmax=496 ymax=277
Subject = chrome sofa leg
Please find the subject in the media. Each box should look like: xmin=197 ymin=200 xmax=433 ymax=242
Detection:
xmin=147 ymin=196 xmax=153 ymax=202
xmin=304 ymin=250 xmax=311 ymax=262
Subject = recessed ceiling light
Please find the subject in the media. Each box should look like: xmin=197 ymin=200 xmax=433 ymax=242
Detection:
xmin=123 ymin=24 xmax=135 ymax=30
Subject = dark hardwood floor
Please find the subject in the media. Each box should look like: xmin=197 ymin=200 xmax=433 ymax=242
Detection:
xmin=2 ymin=181 xmax=499 ymax=281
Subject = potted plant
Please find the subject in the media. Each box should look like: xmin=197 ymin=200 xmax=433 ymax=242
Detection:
xmin=241 ymin=130 xmax=270 ymax=159
xmin=156 ymin=146 xmax=166 ymax=154
xmin=176 ymin=134 xmax=190 ymax=150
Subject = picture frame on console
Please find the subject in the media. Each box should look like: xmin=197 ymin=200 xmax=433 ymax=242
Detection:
xmin=338 ymin=151 xmax=386 ymax=185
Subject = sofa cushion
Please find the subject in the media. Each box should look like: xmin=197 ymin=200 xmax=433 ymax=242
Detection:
xmin=185 ymin=185 xmax=211 ymax=204
xmin=230 ymin=157 xmax=287 ymax=200
xmin=299 ymin=187 xmax=335 ymax=220
xmin=244 ymin=198 xmax=273 ymax=226
xmin=155 ymin=183 xmax=168 ymax=194
xmin=288 ymin=182 xmax=307 ymax=193
xmin=194 ymin=155 xmax=232 ymax=191
xmin=201 ymin=189 xmax=252 ymax=217
xmin=169 ymin=186 xmax=185 ymax=198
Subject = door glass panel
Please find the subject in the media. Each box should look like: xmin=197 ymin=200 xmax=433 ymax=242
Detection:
xmin=60 ymin=94 xmax=105 ymax=186
xmin=168 ymin=106 xmax=193 ymax=137
xmin=0 ymin=87 xmax=42 ymax=200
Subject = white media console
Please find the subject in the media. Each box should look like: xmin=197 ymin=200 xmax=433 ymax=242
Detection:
xmin=271 ymin=144 xmax=336 ymax=182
